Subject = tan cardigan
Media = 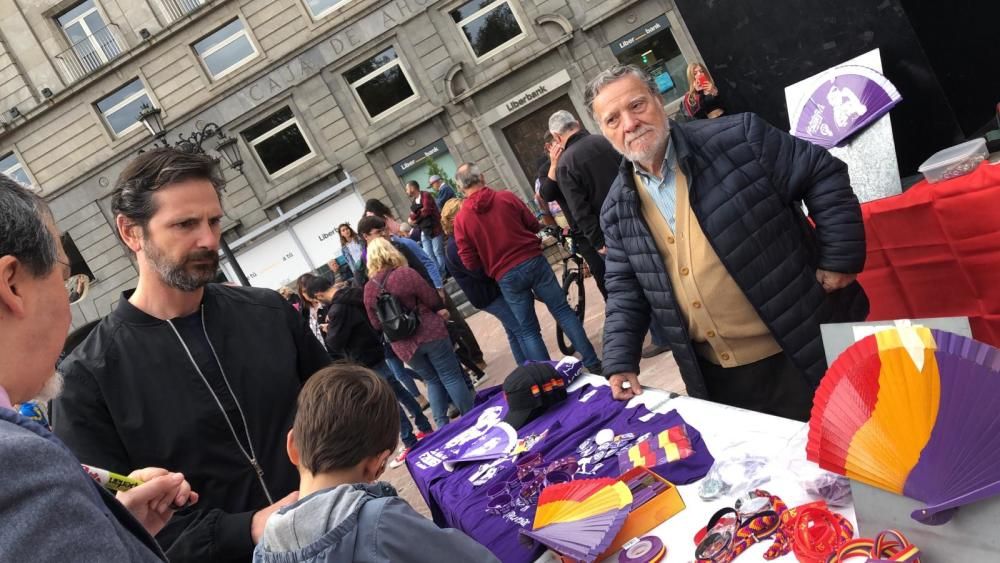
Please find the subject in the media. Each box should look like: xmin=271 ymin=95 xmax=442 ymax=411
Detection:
xmin=634 ymin=167 xmax=781 ymax=367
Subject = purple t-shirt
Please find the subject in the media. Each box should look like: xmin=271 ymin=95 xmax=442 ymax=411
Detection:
xmin=406 ymin=383 xmax=715 ymax=562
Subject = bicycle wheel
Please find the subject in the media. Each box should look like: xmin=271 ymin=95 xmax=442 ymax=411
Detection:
xmin=556 ymin=269 xmax=586 ymax=356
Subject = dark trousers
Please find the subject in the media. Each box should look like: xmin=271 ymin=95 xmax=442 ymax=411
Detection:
xmin=573 ymin=232 xmax=607 ymax=299
xmin=443 ymin=292 xmax=484 ymax=364
xmin=698 ymin=352 xmax=814 ymax=422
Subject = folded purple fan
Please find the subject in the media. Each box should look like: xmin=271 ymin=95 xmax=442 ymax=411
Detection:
xmin=521 ymin=505 xmax=631 ymax=563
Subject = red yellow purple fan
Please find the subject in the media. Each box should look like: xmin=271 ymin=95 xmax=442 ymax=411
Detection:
xmin=520 ymin=478 xmax=632 ymax=562
xmin=808 ymin=327 xmax=1000 ymax=524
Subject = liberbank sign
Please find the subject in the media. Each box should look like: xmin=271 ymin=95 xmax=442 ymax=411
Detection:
xmin=482 ymin=69 xmax=571 ymax=125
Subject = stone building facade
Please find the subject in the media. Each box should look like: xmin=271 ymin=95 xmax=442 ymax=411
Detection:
xmin=0 ymin=0 xmax=702 ymax=327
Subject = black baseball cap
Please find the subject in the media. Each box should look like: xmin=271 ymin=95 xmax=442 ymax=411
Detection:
xmin=502 ymin=363 xmax=569 ymax=430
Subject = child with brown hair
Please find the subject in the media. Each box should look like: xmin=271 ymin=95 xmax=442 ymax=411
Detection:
xmin=252 ymin=365 xmax=498 ymax=562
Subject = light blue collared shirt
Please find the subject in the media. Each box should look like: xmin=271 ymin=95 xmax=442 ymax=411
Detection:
xmin=634 ymin=140 xmax=677 ymax=231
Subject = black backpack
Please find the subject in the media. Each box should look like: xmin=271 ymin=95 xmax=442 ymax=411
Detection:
xmin=373 ymin=269 xmax=420 ymax=342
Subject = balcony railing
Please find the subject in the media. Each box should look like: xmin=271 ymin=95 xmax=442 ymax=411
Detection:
xmin=55 ymin=23 xmax=127 ymax=84
xmin=156 ymin=0 xmax=206 ymax=23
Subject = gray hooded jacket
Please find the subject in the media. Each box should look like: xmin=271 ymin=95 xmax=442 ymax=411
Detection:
xmin=253 ymin=482 xmax=499 ymax=563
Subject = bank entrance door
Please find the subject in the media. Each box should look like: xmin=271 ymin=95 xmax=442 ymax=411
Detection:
xmin=501 ymin=94 xmax=577 ymax=192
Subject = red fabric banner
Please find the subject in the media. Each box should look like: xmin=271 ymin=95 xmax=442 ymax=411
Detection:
xmin=858 ymin=161 xmax=1000 ymax=346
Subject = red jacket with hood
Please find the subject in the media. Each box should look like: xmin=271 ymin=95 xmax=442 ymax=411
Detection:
xmin=453 ymin=186 xmax=543 ymax=280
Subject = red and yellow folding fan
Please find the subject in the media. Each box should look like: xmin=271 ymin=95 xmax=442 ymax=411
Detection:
xmin=520 ymin=478 xmax=633 ymax=562
xmin=808 ymin=327 xmax=1000 ymax=524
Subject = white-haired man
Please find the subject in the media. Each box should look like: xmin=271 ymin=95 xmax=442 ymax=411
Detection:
xmin=590 ymin=65 xmax=867 ymax=420
xmin=545 ymin=109 xmax=622 ymax=299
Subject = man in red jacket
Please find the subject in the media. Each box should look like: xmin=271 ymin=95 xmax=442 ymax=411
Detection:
xmin=453 ymin=162 xmax=600 ymax=373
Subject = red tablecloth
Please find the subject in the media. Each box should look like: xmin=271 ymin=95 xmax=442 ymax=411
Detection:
xmin=858 ymin=161 xmax=1000 ymax=346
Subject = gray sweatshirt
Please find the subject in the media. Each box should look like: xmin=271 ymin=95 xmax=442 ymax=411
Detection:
xmin=0 ymin=408 xmax=165 ymax=562
xmin=253 ymin=482 xmax=500 ymax=563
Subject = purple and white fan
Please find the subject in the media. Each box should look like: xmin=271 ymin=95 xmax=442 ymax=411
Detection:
xmin=444 ymin=421 xmax=518 ymax=471
xmin=790 ymin=64 xmax=902 ymax=149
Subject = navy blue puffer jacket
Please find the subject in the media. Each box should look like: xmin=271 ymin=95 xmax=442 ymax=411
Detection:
xmin=601 ymin=113 xmax=868 ymax=398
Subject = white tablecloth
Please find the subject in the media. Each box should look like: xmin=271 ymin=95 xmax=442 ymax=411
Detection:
xmin=536 ymin=374 xmax=858 ymax=563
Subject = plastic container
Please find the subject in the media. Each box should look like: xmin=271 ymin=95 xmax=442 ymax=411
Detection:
xmin=918 ymin=138 xmax=988 ymax=183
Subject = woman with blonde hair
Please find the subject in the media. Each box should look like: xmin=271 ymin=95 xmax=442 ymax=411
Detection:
xmin=683 ymin=62 xmax=725 ymax=119
xmin=363 ymin=237 xmax=473 ymax=429
xmin=440 ymin=198 xmax=528 ymax=366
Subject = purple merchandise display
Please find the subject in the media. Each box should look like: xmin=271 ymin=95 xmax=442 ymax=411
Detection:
xmin=406 ymin=382 xmax=715 ymax=562
xmin=444 ymin=421 xmax=518 ymax=471
xmin=789 ymin=64 xmax=901 ymax=149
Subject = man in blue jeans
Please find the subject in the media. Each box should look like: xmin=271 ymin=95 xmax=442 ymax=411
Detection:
xmin=453 ymin=162 xmax=601 ymax=373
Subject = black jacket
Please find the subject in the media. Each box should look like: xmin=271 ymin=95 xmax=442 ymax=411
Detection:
xmin=555 ymin=130 xmax=622 ymax=249
xmin=444 ymin=237 xmax=501 ymax=309
xmin=324 ymin=286 xmax=385 ymax=367
xmin=601 ymin=113 xmax=868 ymax=397
xmin=537 ymin=158 xmax=576 ymax=227
xmin=684 ymin=90 xmax=725 ymax=120
xmin=52 ymin=284 xmax=331 ymax=563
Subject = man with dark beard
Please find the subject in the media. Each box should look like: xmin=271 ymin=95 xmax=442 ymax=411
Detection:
xmin=52 ymin=149 xmax=331 ymax=563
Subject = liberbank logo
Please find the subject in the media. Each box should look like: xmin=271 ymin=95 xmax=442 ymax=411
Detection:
xmin=505 ymin=84 xmax=549 ymax=113
xmin=488 ymin=69 xmax=571 ymax=123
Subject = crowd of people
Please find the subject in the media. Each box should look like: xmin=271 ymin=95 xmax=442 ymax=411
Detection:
xmin=0 ymin=61 xmax=867 ymax=561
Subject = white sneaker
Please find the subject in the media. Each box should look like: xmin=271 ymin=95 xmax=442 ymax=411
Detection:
xmin=389 ymin=447 xmax=410 ymax=469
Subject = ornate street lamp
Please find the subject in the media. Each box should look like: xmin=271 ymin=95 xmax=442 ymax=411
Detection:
xmin=215 ymin=136 xmax=244 ymax=174
xmin=135 ymin=104 xmax=250 ymax=286
xmin=137 ymin=104 xmax=166 ymax=140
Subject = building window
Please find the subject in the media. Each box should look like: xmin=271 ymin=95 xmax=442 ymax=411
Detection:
xmin=0 ymin=152 xmax=31 ymax=188
xmin=156 ymin=0 xmax=205 ymax=23
xmin=61 ymin=233 xmax=95 ymax=281
xmin=304 ymin=0 xmax=351 ymax=19
xmin=243 ymin=107 xmax=314 ymax=177
xmin=449 ymin=0 xmax=525 ymax=61
xmin=194 ymin=18 xmax=258 ymax=79
xmin=610 ymin=16 xmax=688 ymax=105
xmin=343 ymin=47 xmax=417 ymax=120
xmin=56 ymin=0 xmax=122 ymax=76
xmin=96 ymin=79 xmax=152 ymax=137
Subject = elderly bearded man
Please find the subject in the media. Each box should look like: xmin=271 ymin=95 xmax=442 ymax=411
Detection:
xmin=590 ymin=65 xmax=867 ymax=421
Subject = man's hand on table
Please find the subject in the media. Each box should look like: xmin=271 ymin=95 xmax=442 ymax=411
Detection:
xmin=251 ymin=491 xmax=299 ymax=544
xmin=609 ymin=372 xmax=642 ymax=401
